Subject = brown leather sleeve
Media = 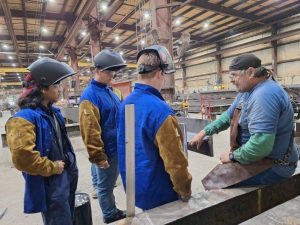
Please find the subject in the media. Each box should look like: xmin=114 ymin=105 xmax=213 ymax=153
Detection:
xmin=6 ymin=117 xmax=60 ymax=177
xmin=155 ymin=116 xmax=192 ymax=198
xmin=79 ymin=100 xmax=108 ymax=164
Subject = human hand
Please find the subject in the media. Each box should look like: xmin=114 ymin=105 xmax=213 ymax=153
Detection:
xmin=97 ymin=160 xmax=110 ymax=169
xmin=54 ymin=160 xmax=65 ymax=174
xmin=180 ymin=195 xmax=191 ymax=202
xmin=189 ymin=130 xmax=206 ymax=149
xmin=220 ymin=151 xmax=231 ymax=164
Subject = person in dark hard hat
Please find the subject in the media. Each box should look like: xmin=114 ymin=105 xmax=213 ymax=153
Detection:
xmin=117 ymin=45 xmax=192 ymax=210
xmin=6 ymin=57 xmax=78 ymax=225
xmin=190 ymin=54 xmax=298 ymax=189
xmin=79 ymin=49 xmax=126 ymax=223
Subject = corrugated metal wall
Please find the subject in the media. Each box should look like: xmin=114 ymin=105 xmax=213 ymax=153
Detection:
xmin=175 ymin=18 xmax=300 ymax=93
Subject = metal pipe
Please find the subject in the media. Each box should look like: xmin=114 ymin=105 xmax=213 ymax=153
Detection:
xmin=125 ymin=104 xmax=136 ymax=217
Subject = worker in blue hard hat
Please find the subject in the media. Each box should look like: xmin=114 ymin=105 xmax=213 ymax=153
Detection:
xmin=117 ymin=45 xmax=192 ymax=210
xmin=6 ymin=57 xmax=78 ymax=224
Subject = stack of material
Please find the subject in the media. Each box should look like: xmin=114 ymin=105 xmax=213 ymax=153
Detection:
xmin=174 ymin=90 xmax=237 ymax=114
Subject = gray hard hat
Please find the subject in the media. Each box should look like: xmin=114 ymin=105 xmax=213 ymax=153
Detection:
xmin=137 ymin=45 xmax=175 ymax=74
xmin=93 ymin=49 xmax=127 ymax=71
xmin=28 ymin=57 xmax=76 ymax=86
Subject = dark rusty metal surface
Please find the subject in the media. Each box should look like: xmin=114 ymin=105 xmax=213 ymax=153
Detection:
xmin=176 ymin=117 xmax=214 ymax=157
xmin=241 ymin=196 xmax=300 ymax=225
xmin=112 ymin=167 xmax=300 ymax=225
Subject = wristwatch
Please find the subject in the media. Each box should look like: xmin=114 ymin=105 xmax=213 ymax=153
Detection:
xmin=229 ymin=152 xmax=237 ymax=162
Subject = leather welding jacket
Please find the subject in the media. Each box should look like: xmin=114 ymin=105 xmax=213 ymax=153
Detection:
xmin=6 ymin=106 xmax=77 ymax=213
xmin=117 ymin=83 xmax=192 ymax=210
xmin=79 ymin=79 xmax=121 ymax=163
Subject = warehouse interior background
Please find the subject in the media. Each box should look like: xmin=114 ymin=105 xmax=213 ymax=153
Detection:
xmin=0 ymin=0 xmax=299 ymax=110
xmin=0 ymin=0 xmax=300 ymax=224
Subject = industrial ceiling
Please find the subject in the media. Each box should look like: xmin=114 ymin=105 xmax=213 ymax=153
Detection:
xmin=0 ymin=0 xmax=300 ymax=86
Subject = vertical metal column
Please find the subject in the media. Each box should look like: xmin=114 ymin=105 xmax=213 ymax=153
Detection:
xmin=181 ymin=57 xmax=187 ymax=91
xmin=125 ymin=104 xmax=135 ymax=217
xmin=150 ymin=0 xmax=174 ymax=102
xmin=271 ymin=25 xmax=278 ymax=77
xmin=68 ymin=45 xmax=80 ymax=96
xmin=215 ymin=43 xmax=222 ymax=86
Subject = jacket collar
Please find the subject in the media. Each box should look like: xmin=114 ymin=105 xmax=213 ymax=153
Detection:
xmin=91 ymin=79 xmax=107 ymax=89
xmin=34 ymin=105 xmax=60 ymax=117
xmin=134 ymin=83 xmax=165 ymax=101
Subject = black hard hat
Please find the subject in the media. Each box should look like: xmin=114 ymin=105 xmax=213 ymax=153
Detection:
xmin=137 ymin=45 xmax=175 ymax=74
xmin=229 ymin=54 xmax=261 ymax=71
xmin=28 ymin=57 xmax=76 ymax=86
xmin=93 ymin=49 xmax=127 ymax=71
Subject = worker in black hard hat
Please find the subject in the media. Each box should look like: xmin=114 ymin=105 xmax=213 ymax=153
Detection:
xmin=190 ymin=54 xmax=298 ymax=189
xmin=6 ymin=57 xmax=78 ymax=225
xmin=79 ymin=49 xmax=127 ymax=223
xmin=117 ymin=45 xmax=192 ymax=210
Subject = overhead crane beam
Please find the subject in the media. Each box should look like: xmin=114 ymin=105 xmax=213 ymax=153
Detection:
xmin=0 ymin=64 xmax=137 ymax=74
xmin=0 ymin=82 xmax=22 ymax=86
xmin=0 ymin=0 xmax=23 ymax=66
xmin=78 ymin=0 xmax=125 ymax=49
xmin=56 ymin=0 xmax=99 ymax=59
xmin=0 ymin=68 xmax=29 ymax=73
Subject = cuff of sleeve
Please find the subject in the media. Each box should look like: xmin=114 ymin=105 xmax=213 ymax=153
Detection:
xmin=89 ymin=152 xmax=108 ymax=164
xmin=51 ymin=161 xmax=61 ymax=175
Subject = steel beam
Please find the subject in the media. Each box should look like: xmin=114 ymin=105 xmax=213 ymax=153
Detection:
xmin=0 ymin=0 xmax=22 ymax=66
xmin=190 ymin=0 xmax=264 ymax=24
xmin=241 ymin=196 xmax=300 ymax=225
xmin=215 ymin=43 xmax=222 ymax=84
xmin=56 ymin=0 xmax=98 ymax=59
xmin=112 ymin=168 xmax=300 ymax=225
xmin=0 ymin=68 xmax=29 ymax=73
xmin=49 ymin=0 xmax=69 ymax=49
xmin=77 ymin=0 xmax=124 ymax=49
xmin=178 ymin=28 xmax=300 ymax=65
xmin=0 ymin=34 xmax=64 ymax=42
xmin=67 ymin=46 xmax=80 ymax=95
xmin=21 ymin=0 xmax=28 ymax=62
xmin=189 ymin=2 xmax=300 ymax=49
xmin=150 ymin=0 xmax=175 ymax=102
xmin=101 ymin=2 xmax=142 ymax=42
xmin=271 ymin=25 xmax=278 ymax=77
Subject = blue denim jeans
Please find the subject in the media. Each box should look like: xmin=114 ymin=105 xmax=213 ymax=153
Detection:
xmin=91 ymin=163 xmax=98 ymax=190
xmin=233 ymin=168 xmax=287 ymax=187
xmin=42 ymin=159 xmax=78 ymax=225
xmin=96 ymin=155 xmax=119 ymax=219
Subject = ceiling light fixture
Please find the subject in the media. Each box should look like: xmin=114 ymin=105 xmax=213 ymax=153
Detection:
xmin=101 ymin=3 xmax=108 ymax=11
xmin=81 ymin=31 xmax=87 ymax=37
xmin=204 ymin=22 xmax=210 ymax=28
xmin=141 ymin=40 xmax=145 ymax=45
xmin=2 ymin=44 xmax=9 ymax=49
xmin=115 ymin=36 xmax=120 ymax=41
xmin=8 ymin=56 xmax=13 ymax=60
xmin=144 ymin=12 xmax=150 ymax=19
xmin=12 ymin=63 xmax=16 ymax=67
xmin=175 ymin=19 xmax=181 ymax=26
xmin=41 ymin=27 xmax=48 ymax=33
xmin=39 ymin=45 xmax=45 ymax=50
xmin=120 ymin=51 xmax=124 ymax=55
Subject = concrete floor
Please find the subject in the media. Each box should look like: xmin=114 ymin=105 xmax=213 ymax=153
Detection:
xmin=0 ymin=111 xmax=229 ymax=225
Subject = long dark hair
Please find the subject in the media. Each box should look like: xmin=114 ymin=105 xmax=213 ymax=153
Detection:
xmin=18 ymin=86 xmax=46 ymax=109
